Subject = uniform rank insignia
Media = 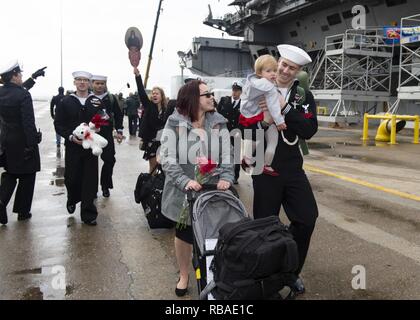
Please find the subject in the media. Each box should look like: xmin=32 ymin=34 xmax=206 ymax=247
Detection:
xmin=302 ymin=104 xmax=313 ymax=119
xmin=91 ymin=97 xmax=102 ymax=108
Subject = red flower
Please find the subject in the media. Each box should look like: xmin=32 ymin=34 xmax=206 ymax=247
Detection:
xmin=90 ymin=114 xmax=109 ymax=129
xmin=178 ymin=157 xmax=218 ymax=229
xmin=197 ymin=157 xmax=217 ymax=175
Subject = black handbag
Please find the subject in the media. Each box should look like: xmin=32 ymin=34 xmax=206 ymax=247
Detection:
xmin=134 ymin=172 xmax=152 ymax=203
xmin=134 ymin=165 xmax=174 ymax=229
xmin=134 ymin=165 xmax=163 ymax=203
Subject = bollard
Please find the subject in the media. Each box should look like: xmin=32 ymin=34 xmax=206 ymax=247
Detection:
xmin=363 ymin=113 xmax=369 ymax=141
xmin=414 ymin=116 xmax=419 ymax=144
xmin=390 ymin=115 xmax=397 ymax=145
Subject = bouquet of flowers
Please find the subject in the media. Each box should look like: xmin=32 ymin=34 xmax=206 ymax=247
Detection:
xmin=90 ymin=113 xmax=110 ymax=131
xmin=177 ymin=157 xmax=218 ymax=230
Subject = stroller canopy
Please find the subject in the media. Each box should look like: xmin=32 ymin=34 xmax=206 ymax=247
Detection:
xmin=192 ymin=190 xmax=248 ymax=255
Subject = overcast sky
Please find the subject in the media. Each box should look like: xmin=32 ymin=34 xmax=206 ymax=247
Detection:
xmin=0 ymin=0 xmax=240 ymax=98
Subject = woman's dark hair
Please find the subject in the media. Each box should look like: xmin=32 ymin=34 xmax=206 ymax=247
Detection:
xmin=176 ymin=80 xmax=206 ymax=122
xmin=0 ymin=72 xmax=14 ymax=84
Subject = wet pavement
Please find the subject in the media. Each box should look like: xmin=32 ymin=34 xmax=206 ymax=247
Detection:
xmin=0 ymin=101 xmax=420 ymax=300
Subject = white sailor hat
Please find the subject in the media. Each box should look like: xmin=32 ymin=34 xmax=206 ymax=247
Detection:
xmin=91 ymin=75 xmax=107 ymax=81
xmin=277 ymin=44 xmax=312 ymax=66
xmin=0 ymin=60 xmax=22 ymax=76
xmin=72 ymin=71 xmax=92 ymax=79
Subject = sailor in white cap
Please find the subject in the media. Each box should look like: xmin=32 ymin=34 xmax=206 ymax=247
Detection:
xmin=252 ymin=44 xmax=318 ymax=296
xmin=0 ymin=60 xmax=21 ymax=74
xmin=72 ymin=71 xmax=93 ymax=80
xmin=0 ymin=60 xmax=23 ymax=86
xmin=0 ymin=60 xmax=47 ymax=90
xmin=0 ymin=60 xmax=41 ymax=225
xmin=54 ymin=70 xmax=103 ymax=226
xmin=277 ymin=44 xmax=312 ymax=68
xmin=91 ymin=74 xmax=124 ymax=198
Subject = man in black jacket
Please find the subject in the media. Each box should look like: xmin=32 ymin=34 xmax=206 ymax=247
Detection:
xmin=125 ymin=92 xmax=139 ymax=136
xmin=217 ymin=82 xmax=242 ymax=184
xmin=91 ymin=75 xmax=124 ymax=197
xmin=50 ymin=86 xmax=65 ymax=147
xmin=0 ymin=61 xmax=41 ymax=225
xmin=54 ymin=71 xmax=102 ymax=226
xmin=252 ymin=45 xmax=318 ymax=295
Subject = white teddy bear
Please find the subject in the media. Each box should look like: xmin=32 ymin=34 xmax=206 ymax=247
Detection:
xmin=72 ymin=122 xmax=108 ymax=156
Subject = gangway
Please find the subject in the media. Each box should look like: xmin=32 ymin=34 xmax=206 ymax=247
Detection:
xmin=311 ymin=28 xmax=394 ymax=124
xmin=389 ymin=13 xmax=420 ymax=115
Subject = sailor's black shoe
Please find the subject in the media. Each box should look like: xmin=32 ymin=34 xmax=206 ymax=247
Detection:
xmin=0 ymin=203 xmax=7 ymax=225
xmin=102 ymin=188 xmax=110 ymax=198
xmin=291 ymin=277 xmax=305 ymax=295
xmin=17 ymin=212 xmax=32 ymax=221
xmin=66 ymin=201 xmax=76 ymax=214
xmin=83 ymin=220 xmax=97 ymax=226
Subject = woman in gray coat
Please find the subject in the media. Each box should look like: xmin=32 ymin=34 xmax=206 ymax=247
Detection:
xmin=160 ymin=80 xmax=234 ymax=297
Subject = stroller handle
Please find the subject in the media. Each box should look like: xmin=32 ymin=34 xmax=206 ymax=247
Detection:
xmin=186 ymin=183 xmax=238 ymax=202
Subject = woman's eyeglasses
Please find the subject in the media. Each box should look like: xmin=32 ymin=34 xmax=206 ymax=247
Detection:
xmin=199 ymin=92 xmax=214 ymax=98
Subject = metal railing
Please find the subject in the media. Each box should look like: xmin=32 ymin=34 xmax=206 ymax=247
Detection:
xmin=345 ymin=29 xmax=394 ymax=53
xmin=363 ymin=113 xmax=420 ymax=144
xmin=322 ymin=28 xmax=394 ymax=92
xmin=214 ymin=69 xmax=252 ymax=78
xmin=325 ymin=29 xmax=394 ymax=54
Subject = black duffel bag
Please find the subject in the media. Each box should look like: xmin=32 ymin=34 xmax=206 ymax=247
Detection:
xmin=134 ymin=165 xmax=174 ymax=229
xmin=134 ymin=165 xmax=163 ymax=203
xmin=209 ymin=216 xmax=298 ymax=300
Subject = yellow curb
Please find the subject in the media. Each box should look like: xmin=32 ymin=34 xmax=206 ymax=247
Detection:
xmin=304 ymin=164 xmax=420 ymax=202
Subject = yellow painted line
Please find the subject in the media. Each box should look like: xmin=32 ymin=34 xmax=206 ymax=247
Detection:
xmin=304 ymin=164 xmax=420 ymax=202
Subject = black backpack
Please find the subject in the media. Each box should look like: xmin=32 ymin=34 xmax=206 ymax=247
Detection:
xmin=209 ymin=216 xmax=298 ymax=300
xmin=134 ymin=166 xmax=174 ymax=229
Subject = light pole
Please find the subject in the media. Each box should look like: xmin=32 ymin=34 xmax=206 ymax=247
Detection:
xmin=60 ymin=0 xmax=63 ymax=87
xmin=177 ymin=51 xmax=187 ymax=83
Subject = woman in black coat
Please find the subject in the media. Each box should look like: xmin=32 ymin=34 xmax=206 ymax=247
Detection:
xmin=134 ymin=67 xmax=167 ymax=173
xmin=0 ymin=64 xmax=41 ymax=225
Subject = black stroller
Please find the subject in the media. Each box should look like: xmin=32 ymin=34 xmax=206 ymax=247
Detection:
xmin=187 ymin=184 xmax=247 ymax=300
